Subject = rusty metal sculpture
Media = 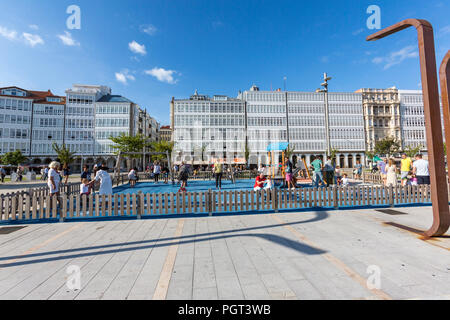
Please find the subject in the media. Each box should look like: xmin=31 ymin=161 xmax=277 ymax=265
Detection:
xmin=367 ymin=19 xmax=449 ymax=237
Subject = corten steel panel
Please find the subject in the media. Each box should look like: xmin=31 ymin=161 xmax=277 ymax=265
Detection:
xmin=367 ymin=19 xmax=449 ymax=237
xmin=440 ymin=51 xmax=450 ymax=235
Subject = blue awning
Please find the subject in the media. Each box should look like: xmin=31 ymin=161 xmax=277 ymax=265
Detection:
xmin=267 ymin=142 xmax=290 ymax=152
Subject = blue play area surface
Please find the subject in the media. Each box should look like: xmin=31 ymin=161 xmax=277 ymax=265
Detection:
xmin=113 ymin=179 xmax=257 ymax=195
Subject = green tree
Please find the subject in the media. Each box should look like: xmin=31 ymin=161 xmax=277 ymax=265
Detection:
xmin=244 ymin=143 xmax=250 ymax=164
xmin=110 ymin=134 xmax=148 ymax=158
xmin=402 ymin=145 xmax=423 ymax=158
xmin=52 ymin=143 xmax=76 ymax=167
xmin=284 ymin=144 xmax=295 ymax=160
xmin=150 ymin=140 xmax=175 ymax=162
xmin=374 ymin=137 xmax=401 ymax=158
xmin=1 ymin=150 xmax=27 ymax=166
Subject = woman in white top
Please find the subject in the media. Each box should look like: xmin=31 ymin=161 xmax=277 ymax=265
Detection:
xmin=153 ymin=162 xmax=161 ymax=184
xmin=386 ymin=158 xmax=398 ymax=187
xmin=47 ymin=161 xmax=61 ymax=195
xmin=92 ymin=166 xmax=113 ymax=196
xmin=128 ymin=168 xmax=137 ymax=188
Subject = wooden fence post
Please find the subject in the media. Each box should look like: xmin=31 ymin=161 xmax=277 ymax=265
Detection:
xmin=137 ymin=191 xmax=142 ymax=220
xmin=272 ymin=188 xmax=279 ymax=213
xmin=208 ymin=189 xmax=213 ymax=216
xmin=333 ymin=186 xmax=339 ymax=210
xmin=389 ymin=185 xmax=394 ymax=208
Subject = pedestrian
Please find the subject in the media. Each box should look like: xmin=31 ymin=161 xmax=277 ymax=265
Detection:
xmin=178 ymin=162 xmax=189 ymax=193
xmin=400 ymin=153 xmax=412 ymax=186
xmin=254 ymin=173 xmax=266 ymax=191
xmin=128 ymin=168 xmax=137 ymax=188
xmin=81 ymin=165 xmax=91 ymax=182
xmin=90 ymin=165 xmax=113 ymax=196
xmin=412 ymin=154 xmax=430 ymax=185
xmin=310 ymin=156 xmax=324 ymax=188
xmin=62 ymin=164 xmax=70 ymax=184
xmin=324 ymin=157 xmax=335 ymax=186
xmin=16 ymin=167 xmax=23 ymax=182
xmin=342 ymin=173 xmax=350 ymax=187
xmin=214 ymin=160 xmax=223 ymax=190
xmin=335 ymin=166 xmax=342 ymax=185
xmin=153 ymin=162 xmax=161 ymax=183
xmin=378 ymin=158 xmax=388 ymax=186
xmin=0 ymin=166 xmax=5 ymax=183
xmin=47 ymin=161 xmax=61 ymax=197
xmin=43 ymin=166 xmax=49 ymax=180
xmin=386 ymin=158 xmax=398 ymax=187
xmin=354 ymin=160 xmax=363 ymax=180
xmin=162 ymin=166 xmax=170 ymax=184
xmin=285 ymin=158 xmax=295 ymax=190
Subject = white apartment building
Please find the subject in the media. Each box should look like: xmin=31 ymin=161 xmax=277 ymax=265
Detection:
xmin=94 ymin=94 xmax=139 ymax=160
xmin=239 ymin=86 xmax=366 ymax=167
xmin=0 ymin=87 xmax=59 ymax=156
xmin=0 ymin=85 xmax=160 ymax=171
xmin=399 ymin=90 xmax=427 ymax=150
xmin=65 ymin=84 xmax=111 ymax=160
xmin=31 ymin=92 xmax=65 ymax=156
xmin=171 ymin=86 xmax=365 ymax=168
xmin=171 ymin=91 xmax=246 ymax=165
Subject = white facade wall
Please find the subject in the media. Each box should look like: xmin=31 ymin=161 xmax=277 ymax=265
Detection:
xmin=65 ymin=85 xmax=110 ymax=157
xmin=0 ymin=95 xmax=32 ymax=155
xmin=31 ymin=102 xmax=65 ymax=156
xmin=240 ymin=89 xmax=365 ymax=167
xmin=173 ymin=94 xmax=246 ymax=164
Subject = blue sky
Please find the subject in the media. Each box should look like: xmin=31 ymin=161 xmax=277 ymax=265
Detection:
xmin=0 ymin=0 xmax=449 ymax=124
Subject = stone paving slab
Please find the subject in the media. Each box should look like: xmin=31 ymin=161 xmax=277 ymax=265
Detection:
xmin=0 ymin=206 xmax=448 ymax=300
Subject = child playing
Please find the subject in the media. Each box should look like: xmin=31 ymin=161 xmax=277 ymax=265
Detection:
xmin=264 ymin=176 xmax=274 ymax=190
xmin=342 ymin=174 xmax=349 ymax=187
xmin=80 ymin=178 xmax=91 ymax=196
xmin=335 ymin=166 xmax=342 ymax=186
xmin=410 ymin=175 xmax=418 ymax=186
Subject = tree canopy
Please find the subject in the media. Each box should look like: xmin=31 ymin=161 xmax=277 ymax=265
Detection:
xmin=110 ymin=133 xmax=149 ymax=159
xmin=1 ymin=150 xmax=27 ymax=166
xmin=150 ymin=140 xmax=174 ymax=162
xmin=374 ymin=137 xmax=401 ymax=158
xmin=52 ymin=143 xmax=76 ymax=167
xmin=402 ymin=144 xmax=423 ymax=158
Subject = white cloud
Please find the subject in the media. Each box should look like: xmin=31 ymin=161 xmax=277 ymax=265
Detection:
xmin=372 ymin=46 xmax=418 ymax=70
xmin=22 ymin=32 xmax=44 ymax=47
xmin=140 ymin=24 xmax=157 ymax=36
xmin=440 ymin=25 xmax=450 ymax=36
xmin=115 ymin=70 xmax=135 ymax=85
xmin=0 ymin=25 xmax=18 ymax=41
xmin=58 ymin=31 xmax=80 ymax=46
xmin=145 ymin=67 xmax=177 ymax=84
xmin=320 ymin=56 xmax=330 ymax=63
xmin=129 ymin=40 xmax=147 ymax=55
xmin=29 ymin=24 xmax=39 ymax=30
xmin=352 ymin=28 xmax=365 ymax=36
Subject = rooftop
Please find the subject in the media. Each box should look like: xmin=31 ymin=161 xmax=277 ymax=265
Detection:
xmin=97 ymin=94 xmax=133 ymax=103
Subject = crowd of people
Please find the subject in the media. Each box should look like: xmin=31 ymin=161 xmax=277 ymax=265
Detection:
xmin=44 ymin=162 xmax=113 ymax=200
xmin=376 ymin=153 xmax=430 ymax=187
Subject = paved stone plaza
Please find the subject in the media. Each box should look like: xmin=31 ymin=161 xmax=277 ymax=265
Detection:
xmin=0 ymin=206 xmax=448 ymax=300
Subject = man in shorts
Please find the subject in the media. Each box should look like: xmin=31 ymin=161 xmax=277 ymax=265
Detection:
xmin=400 ymin=153 xmax=412 ymax=186
xmin=412 ymin=154 xmax=430 ymax=185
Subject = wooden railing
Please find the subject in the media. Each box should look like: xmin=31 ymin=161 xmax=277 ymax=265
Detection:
xmin=0 ymin=184 xmax=433 ymax=222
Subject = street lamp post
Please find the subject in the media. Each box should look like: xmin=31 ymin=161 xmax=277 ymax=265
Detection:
xmin=316 ymin=73 xmax=332 ymax=157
